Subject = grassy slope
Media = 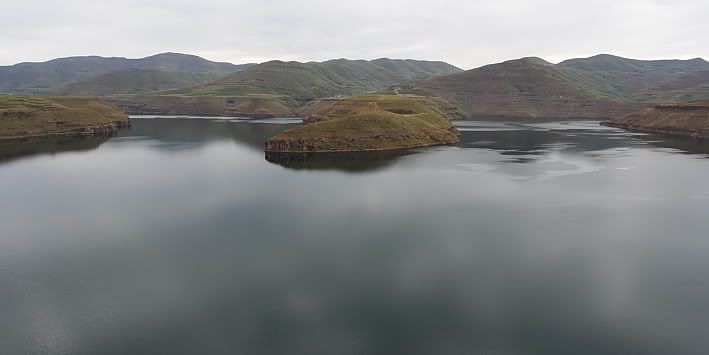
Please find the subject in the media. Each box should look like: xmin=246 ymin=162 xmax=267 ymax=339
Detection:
xmin=57 ymin=69 xmax=224 ymax=96
xmin=180 ymin=59 xmax=462 ymax=102
xmin=265 ymin=95 xmax=461 ymax=152
xmin=632 ymin=70 xmax=709 ymax=103
xmin=109 ymin=59 xmax=462 ymax=117
xmin=408 ymin=57 xmax=643 ymax=119
xmin=0 ymin=96 xmax=129 ymax=139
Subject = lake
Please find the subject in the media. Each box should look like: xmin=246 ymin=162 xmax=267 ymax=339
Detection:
xmin=1 ymin=117 xmax=709 ymax=354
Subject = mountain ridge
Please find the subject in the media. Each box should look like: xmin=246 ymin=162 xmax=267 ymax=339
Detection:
xmin=0 ymin=53 xmax=253 ymax=94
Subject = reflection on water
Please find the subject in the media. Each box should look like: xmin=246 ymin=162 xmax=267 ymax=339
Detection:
xmin=265 ymin=150 xmax=414 ymax=172
xmin=2 ymin=118 xmax=709 ymax=354
xmin=0 ymin=135 xmax=110 ymax=165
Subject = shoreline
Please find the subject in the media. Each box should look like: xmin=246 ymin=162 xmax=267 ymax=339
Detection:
xmin=601 ymin=121 xmax=708 ymax=140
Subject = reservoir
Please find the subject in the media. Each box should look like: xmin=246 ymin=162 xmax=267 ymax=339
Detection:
xmin=1 ymin=117 xmax=709 ymax=354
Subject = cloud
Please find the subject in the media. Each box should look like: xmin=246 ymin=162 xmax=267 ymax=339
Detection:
xmin=0 ymin=0 xmax=707 ymax=68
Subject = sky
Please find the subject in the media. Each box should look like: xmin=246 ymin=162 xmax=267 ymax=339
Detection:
xmin=1 ymin=0 xmax=708 ymax=69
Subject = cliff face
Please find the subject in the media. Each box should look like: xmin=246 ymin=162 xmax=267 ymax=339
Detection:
xmin=602 ymin=103 xmax=709 ymax=139
xmin=0 ymin=96 xmax=130 ymax=139
xmin=264 ymin=95 xmax=461 ymax=153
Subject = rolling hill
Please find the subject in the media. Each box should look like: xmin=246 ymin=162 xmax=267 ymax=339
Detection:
xmin=397 ymin=55 xmax=709 ymax=119
xmin=57 ymin=69 xmax=225 ymax=96
xmin=0 ymin=53 xmax=251 ymax=94
xmin=108 ymin=58 xmax=463 ymax=117
xmin=164 ymin=59 xmax=462 ymax=102
xmin=400 ymin=57 xmax=644 ymax=119
xmin=557 ymin=54 xmax=709 ymax=100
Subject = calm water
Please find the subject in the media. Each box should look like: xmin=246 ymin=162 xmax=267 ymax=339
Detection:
xmin=2 ymin=117 xmax=709 ymax=354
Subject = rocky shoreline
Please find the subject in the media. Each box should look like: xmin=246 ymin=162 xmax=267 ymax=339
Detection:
xmin=602 ymin=104 xmax=709 ymax=140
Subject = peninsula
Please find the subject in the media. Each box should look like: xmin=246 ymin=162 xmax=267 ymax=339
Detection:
xmin=265 ymin=95 xmax=462 ymax=152
xmin=0 ymin=96 xmax=129 ymax=140
xmin=602 ymin=101 xmax=709 ymax=139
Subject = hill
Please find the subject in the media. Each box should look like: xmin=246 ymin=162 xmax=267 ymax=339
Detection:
xmin=108 ymin=58 xmax=462 ymax=117
xmin=633 ymin=70 xmax=709 ymax=103
xmin=402 ymin=57 xmax=644 ymax=119
xmin=557 ymin=54 xmax=709 ymax=100
xmin=57 ymin=69 xmax=224 ymax=96
xmin=0 ymin=53 xmax=251 ymax=94
xmin=264 ymin=95 xmax=461 ymax=152
xmin=0 ymin=96 xmax=129 ymax=139
xmin=165 ymin=58 xmax=462 ymax=102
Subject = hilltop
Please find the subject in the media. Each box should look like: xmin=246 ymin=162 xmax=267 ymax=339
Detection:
xmin=0 ymin=96 xmax=129 ymax=139
xmin=265 ymin=95 xmax=461 ymax=152
xmin=0 ymin=53 xmax=251 ymax=94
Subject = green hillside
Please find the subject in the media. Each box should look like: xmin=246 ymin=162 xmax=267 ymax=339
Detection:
xmin=108 ymin=58 xmax=462 ymax=117
xmin=403 ymin=57 xmax=643 ymax=119
xmin=164 ymin=59 xmax=462 ymax=103
xmin=557 ymin=54 xmax=709 ymax=100
xmin=57 ymin=69 xmax=224 ymax=96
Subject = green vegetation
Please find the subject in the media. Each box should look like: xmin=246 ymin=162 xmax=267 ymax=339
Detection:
xmin=0 ymin=96 xmax=129 ymax=139
xmin=186 ymin=59 xmax=462 ymax=103
xmin=265 ymin=95 xmax=461 ymax=152
xmin=108 ymin=58 xmax=462 ymax=117
xmin=557 ymin=54 xmax=709 ymax=101
xmin=58 ymin=69 xmax=224 ymax=96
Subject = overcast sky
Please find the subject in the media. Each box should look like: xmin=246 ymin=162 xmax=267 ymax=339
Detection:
xmin=1 ymin=0 xmax=707 ymax=69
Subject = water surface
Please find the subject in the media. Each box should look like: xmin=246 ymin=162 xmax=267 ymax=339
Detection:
xmin=2 ymin=117 xmax=709 ymax=354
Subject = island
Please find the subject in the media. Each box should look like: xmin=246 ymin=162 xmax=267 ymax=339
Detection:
xmin=602 ymin=101 xmax=709 ymax=139
xmin=264 ymin=95 xmax=462 ymax=153
xmin=0 ymin=96 xmax=129 ymax=140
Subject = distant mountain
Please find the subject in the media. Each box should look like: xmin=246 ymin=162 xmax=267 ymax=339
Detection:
xmin=166 ymin=59 xmax=463 ymax=104
xmin=398 ymin=55 xmax=709 ymax=119
xmin=57 ymin=69 xmax=225 ymax=96
xmin=557 ymin=54 xmax=709 ymax=100
xmin=403 ymin=57 xmax=643 ymax=119
xmin=0 ymin=53 xmax=252 ymax=93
